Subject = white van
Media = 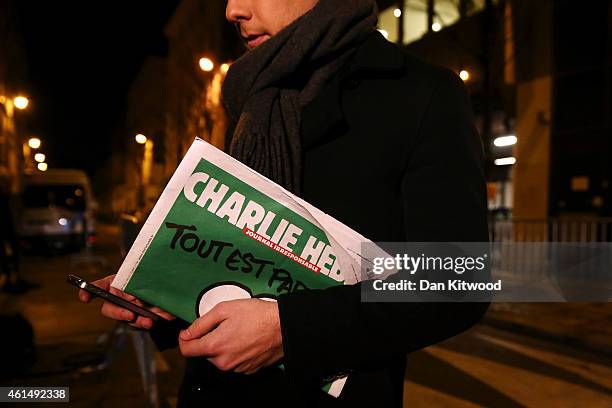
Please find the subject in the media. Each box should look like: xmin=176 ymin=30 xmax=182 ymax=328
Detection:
xmin=20 ymin=169 xmax=96 ymax=250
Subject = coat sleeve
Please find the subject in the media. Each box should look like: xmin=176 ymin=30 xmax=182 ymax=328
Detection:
xmin=148 ymin=318 xmax=190 ymax=351
xmin=277 ymin=68 xmax=490 ymax=383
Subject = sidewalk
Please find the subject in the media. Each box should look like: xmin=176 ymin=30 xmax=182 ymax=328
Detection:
xmin=0 ymin=223 xmax=185 ymax=407
xmin=484 ymin=303 xmax=612 ymax=356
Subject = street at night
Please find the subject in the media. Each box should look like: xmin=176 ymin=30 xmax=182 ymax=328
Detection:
xmin=1 ymin=0 xmax=611 ymax=407
xmin=1 ymin=226 xmax=611 ymax=406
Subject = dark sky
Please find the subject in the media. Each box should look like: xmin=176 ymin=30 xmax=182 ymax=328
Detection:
xmin=15 ymin=1 xmax=179 ymax=177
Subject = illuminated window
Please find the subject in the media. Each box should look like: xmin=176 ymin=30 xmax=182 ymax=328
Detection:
xmin=434 ymin=0 xmax=460 ymax=28
xmin=470 ymin=0 xmax=486 ymax=15
xmin=379 ymin=0 xmax=501 ymax=45
xmin=402 ymin=0 xmax=428 ymax=44
xmin=467 ymin=0 xmax=502 ymax=16
xmin=378 ymin=6 xmax=399 ymax=43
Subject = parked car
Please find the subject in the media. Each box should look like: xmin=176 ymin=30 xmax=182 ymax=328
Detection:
xmin=19 ymin=169 xmax=96 ymax=251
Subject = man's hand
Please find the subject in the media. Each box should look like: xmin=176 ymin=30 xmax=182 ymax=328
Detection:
xmin=78 ymin=274 xmax=175 ymax=330
xmin=179 ymin=298 xmax=284 ymax=375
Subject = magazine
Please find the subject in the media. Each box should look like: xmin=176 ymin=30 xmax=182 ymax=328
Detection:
xmin=112 ymin=137 xmax=386 ymax=396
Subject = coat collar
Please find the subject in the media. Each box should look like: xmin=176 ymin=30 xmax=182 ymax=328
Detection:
xmin=300 ymin=31 xmax=404 ymax=150
xmin=347 ymin=30 xmax=405 ymax=74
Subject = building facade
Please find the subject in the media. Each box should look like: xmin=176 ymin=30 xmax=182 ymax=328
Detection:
xmin=378 ymin=0 xmax=611 ymax=220
xmin=112 ymin=0 xmax=244 ymax=214
xmin=0 ymin=0 xmax=29 ymax=194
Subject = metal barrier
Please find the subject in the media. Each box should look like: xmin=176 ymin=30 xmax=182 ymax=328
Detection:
xmin=488 ymin=217 xmax=612 ymax=299
xmin=490 ymin=218 xmax=612 ymax=243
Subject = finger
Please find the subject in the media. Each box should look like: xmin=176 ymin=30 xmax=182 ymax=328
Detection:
xmin=78 ymin=274 xmax=114 ymax=303
xmin=108 ymin=286 xmax=145 ymax=305
xmin=208 ymin=355 xmax=239 ymax=372
xmin=100 ymin=301 xmax=135 ymax=322
xmin=149 ymin=307 xmax=176 ymax=321
xmin=234 ymin=361 xmax=251 ymax=374
xmin=128 ymin=316 xmax=154 ymax=330
xmin=234 ymin=353 xmax=265 ymax=374
xmin=78 ymin=289 xmax=92 ymax=303
xmin=91 ymin=274 xmax=116 ymax=291
xmin=178 ymin=333 xmax=219 ymax=358
xmin=181 ymin=303 xmax=227 ymax=340
xmin=94 ymin=275 xmax=142 ymax=306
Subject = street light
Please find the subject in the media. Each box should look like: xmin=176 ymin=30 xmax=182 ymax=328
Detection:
xmin=432 ymin=22 xmax=442 ymax=32
xmin=199 ymin=57 xmax=214 ymax=72
xmin=135 ymin=133 xmax=147 ymax=144
xmin=37 ymin=162 xmax=48 ymax=171
xmin=28 ymin=137 xmax=41 ymax=149
xmin=13 ymin=96 xmax=29 ymax=110
xmin=34 ymin=153 xmax=46 ymax=163
xmin=459 ymin=70 xmax=470 ymax=82
xmin=220 ymin=63 xmax=231 ymax=74
xmin=393 ymin=8 xmax=402 ymax=18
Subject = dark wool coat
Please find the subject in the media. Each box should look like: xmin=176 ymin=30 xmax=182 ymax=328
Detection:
xmin=150 ymin=31 xmax=489 ymax=408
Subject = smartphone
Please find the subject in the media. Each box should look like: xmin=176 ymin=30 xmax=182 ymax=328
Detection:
xmin=67 ymin=274 xmax=160 ymax=322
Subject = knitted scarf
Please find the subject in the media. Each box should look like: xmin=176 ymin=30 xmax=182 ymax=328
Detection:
xmin=222 ymin=0 xmax=378 ymax=193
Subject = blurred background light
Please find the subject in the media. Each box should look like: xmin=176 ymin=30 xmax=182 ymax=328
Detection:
xmin=135 ymin=134 xmax=147 ymax=144
xmin=494 ymin=135 xmax=518 ymax=147
xmin=28 ymin=137 xmax=41 ymax=149
xmin=14 ymin=95 xmax=29 ymax=109
xmin=199 ymin=57 xmax=214 ymax=72
xmin=494 ymin=157 xmax=517 ymax=166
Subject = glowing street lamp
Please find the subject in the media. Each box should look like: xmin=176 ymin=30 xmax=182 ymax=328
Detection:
xmin=432 ymin=22 xmax=442 ymax=32
xmin=135 ymin=134 xmax=147 ymax=145
xmin=28 ymin=137 xmax=41 ymax=149
xmin=393 ymin=8 xmax=402 ymax=18
xmin=14 ymin=96 xmax=29 ymax=110
xmin=459 ymin=70 xmax=470 ymax=82
xmin=220 ymin=63 xmax=231 ymax=74
xmin=34 ymin=153 xmax=46 ymax=163
xmin=199 ymin=57 xmax=214 ymax=72
xmin=37 ymin=162 xmax=48 ymax=171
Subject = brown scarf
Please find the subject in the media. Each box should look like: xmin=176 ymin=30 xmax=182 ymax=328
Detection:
xmin=222 ymin=0 xmax=378 ymax=194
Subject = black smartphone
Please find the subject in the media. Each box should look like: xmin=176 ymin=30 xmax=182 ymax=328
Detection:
xmin=67 ymin=274 xmax=160 ymax=322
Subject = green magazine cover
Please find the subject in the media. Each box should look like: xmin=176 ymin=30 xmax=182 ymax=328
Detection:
xmin=112 ymin=138 xmax=388 ymax=397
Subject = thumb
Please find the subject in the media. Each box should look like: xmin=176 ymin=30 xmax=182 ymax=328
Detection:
xmin=181 ymin=304 xmax=227 ymax=340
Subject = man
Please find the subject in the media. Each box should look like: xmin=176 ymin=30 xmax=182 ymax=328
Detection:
xmin=79 ymin=0 xmax=489 ymax=406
